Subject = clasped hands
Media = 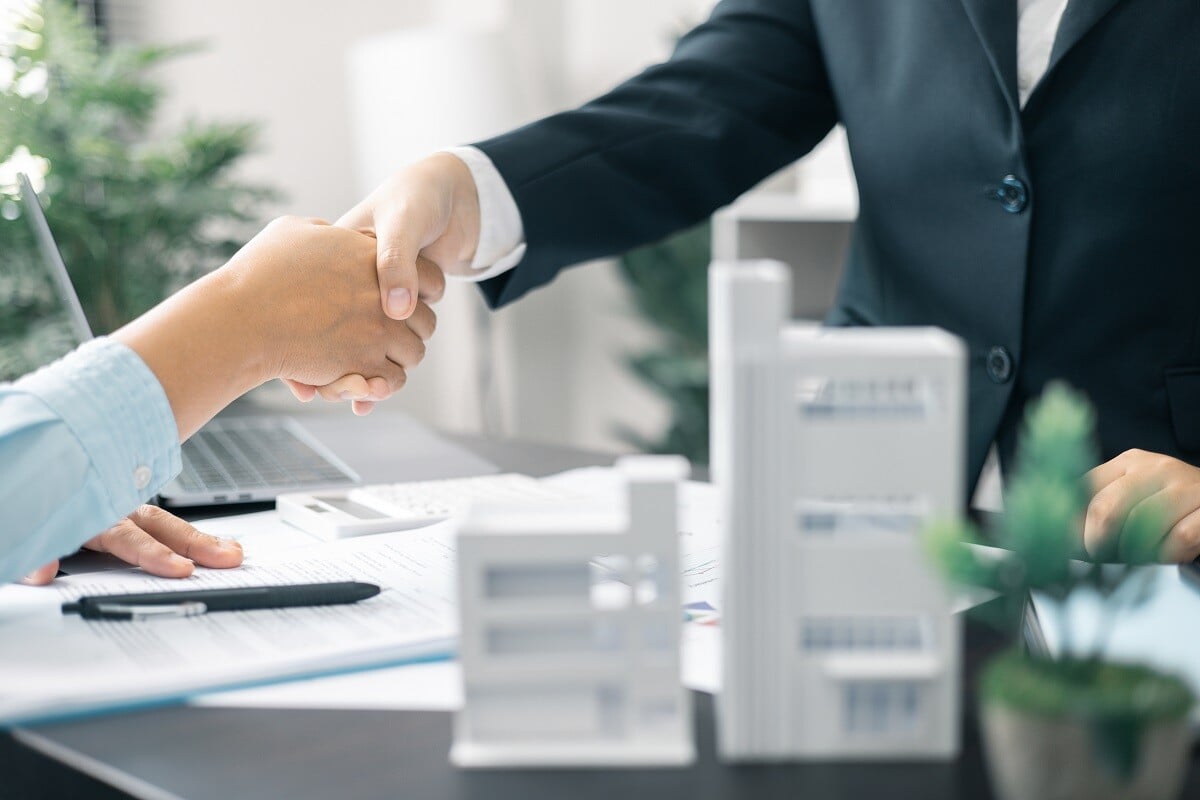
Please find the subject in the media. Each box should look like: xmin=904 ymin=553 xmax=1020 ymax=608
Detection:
xmin=286 ymin=151 xmax=480 ymax=415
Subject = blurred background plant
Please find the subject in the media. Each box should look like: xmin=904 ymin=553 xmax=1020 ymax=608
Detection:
xmin=924 ymin=383 xmax=1192 ymax=786
xmin=924 ymin=383 xmax=1167 ymax=647
xmin=614 ymin=221 xmax=710 ymax=465
xmin=0 ymin=0 xmax=275 ymax=380
xmin=611 ymin=17 xmax=711 ymax=466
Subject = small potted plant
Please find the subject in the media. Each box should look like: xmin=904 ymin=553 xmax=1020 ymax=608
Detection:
xmin=925 ymin=383 xmax=1194 ymax=800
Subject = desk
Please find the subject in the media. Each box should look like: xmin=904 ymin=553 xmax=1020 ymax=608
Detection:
xmin=3 ymin=402 xmax=1198 ymax=800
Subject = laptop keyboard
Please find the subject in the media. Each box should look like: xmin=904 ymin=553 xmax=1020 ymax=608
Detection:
xmin=178 ymin=420 xmax=354 ymax=493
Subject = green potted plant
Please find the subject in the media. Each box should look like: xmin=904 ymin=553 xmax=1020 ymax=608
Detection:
xmin=615 ymin=221 xmax=710 ymax=465
xmin=925 ymin=383 xmax=1194 ymax=800
xmin=0 ymin=0 xmax=274 ymax=379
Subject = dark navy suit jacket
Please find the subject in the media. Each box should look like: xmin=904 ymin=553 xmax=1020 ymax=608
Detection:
xmin=474 ymin=0 xmax=1200 ymax=495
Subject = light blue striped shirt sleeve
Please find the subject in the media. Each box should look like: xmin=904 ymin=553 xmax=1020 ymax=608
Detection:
xmin=0 ymin=337 xmax=180 ymax=583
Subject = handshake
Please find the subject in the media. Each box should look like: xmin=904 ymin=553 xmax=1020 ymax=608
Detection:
xmin=13 ymin=153 xmax=484 ymax=587
xmin=278 ymin=150 xmax=487 ymax=416
xmin=113 ymin=152 xmax=482 ymax=439
xmin=269 ymin=218 xmax=445 ymax=417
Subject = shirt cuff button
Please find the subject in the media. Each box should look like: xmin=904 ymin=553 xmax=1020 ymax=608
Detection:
xmin=133 ymin=465 xmax=153 ymax=490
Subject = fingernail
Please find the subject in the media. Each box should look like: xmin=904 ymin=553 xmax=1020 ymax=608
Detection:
xmin=339 ymin=391 xmax=356 ymax=400
xmin=387 ymin=287 xmax=412 ymax=318
xmin=222 ymin=539 xmax=242 ymax=551
xmin=171 ymin=555 xmax=194 ymax=569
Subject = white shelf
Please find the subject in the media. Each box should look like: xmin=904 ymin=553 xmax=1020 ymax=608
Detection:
xmin=719 ymin=191 xmax=858 ymax=223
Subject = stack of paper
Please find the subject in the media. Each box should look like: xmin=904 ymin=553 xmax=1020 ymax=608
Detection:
xmin=0 ymin=524 xmax=458 ymax=726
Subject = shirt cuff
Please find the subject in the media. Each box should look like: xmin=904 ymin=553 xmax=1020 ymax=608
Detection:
xmin=15 ymin=337 xmax=181 ymax=519
xmin=441 ymin=145 xmax=526 ymax=282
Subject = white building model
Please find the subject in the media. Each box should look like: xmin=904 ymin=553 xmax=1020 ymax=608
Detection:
xmin=710 ymin=260 xmax=965 ymax=761
xmin=451 ymin=456 xmax=695 ymax=768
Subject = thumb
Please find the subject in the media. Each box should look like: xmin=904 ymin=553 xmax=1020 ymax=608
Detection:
xmin=375 ymin=218 xmax=421 ymax=321
xmin=282 ymin=378 xmax=317 ymax=402
xmin=21 ymin=560 xmax=60 ymax=585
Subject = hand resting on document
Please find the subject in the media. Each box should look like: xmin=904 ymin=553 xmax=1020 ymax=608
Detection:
xmin=1084 ymin=448 xmax=1200 ymax=563
xmin=21 ymin=505 xmax=242 ymax=585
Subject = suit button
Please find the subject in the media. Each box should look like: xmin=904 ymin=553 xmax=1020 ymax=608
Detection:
xmin=986 ymin=346 xmax=1014 ymax=384
xmin=994 ymin=175 xmax=1028 ymax=213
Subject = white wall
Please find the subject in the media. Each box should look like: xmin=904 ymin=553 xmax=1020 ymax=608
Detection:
xmin=110 ymin=0 xmax=431 ymax=220
xmin=544 ymin=0 xmax=718 ymax=452
xmin=116 ymin=0 xmax=719 ymax=453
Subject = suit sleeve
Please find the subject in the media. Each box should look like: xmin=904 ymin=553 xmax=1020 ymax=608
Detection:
xmin=473 ymin=0 xmax=838 ymax=307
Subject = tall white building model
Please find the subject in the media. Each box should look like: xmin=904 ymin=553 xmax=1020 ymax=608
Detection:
xmin=451 ymin=456 xmax=694 ymax=768
xmin=710 ymin=260 xmax=965 ymax=761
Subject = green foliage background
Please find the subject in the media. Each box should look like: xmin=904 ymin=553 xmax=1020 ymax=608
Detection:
xmin=615 ymin=222 xmax=711 ymax=465
xmin=0 ymin=0 xmax=275 ymax=380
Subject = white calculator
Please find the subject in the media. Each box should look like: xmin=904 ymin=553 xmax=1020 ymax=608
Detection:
xmin=276 ymin=473 xmax=568 ymax=539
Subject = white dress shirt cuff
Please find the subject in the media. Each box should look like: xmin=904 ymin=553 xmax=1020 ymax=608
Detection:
xmin=441 ymin=146 xmax=526 ymax=282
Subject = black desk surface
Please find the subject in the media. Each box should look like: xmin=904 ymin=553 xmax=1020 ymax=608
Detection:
xmin=5 ymin=403 xmax=1199 ymax=800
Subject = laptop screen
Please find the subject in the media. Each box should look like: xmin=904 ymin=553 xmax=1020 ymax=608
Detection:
xmin=0 ymin=174 xmax=93 ymax=382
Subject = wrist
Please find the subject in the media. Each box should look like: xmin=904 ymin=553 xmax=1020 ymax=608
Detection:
xmin=202 ymin=266 xmax=278 ymax=389
xmin=112 ymin=268 xmax=270 ymax=439
xmin=426 ymin=150 xmax=482 ymax=265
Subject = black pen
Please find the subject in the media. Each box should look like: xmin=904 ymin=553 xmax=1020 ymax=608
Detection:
xmin=61 ymin=581 xmax=381 ymax=621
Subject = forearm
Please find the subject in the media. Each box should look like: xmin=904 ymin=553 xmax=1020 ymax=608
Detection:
xmin=474 ymin=0 xmax=837 ymax=307
xmin=113 ymin=268 xmax=269 ymax=441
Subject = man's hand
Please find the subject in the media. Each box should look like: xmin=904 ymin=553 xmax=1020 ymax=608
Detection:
xmin=340 ymin=152 xmax=480 ymax=320
xmin=20 ymin=505 xmax=243 ymax=585
xmin=1084 ymin=449 xmax=1200 ymax=562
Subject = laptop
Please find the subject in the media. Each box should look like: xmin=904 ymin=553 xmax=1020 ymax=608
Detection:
xmin=8 ymin=173 xmax=360 ymax=506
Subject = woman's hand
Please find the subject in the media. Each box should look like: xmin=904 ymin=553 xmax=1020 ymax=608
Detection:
xmin=1084 ymin=449 xmax=1200 ymax=562
xmin=20 ymin=505 xmax=243 ymax=585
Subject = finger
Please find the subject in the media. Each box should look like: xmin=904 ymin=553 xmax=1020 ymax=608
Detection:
xmin=20 ymin=560 xmax=60 ymax=586
xmin=1119 ymin=487 xmax=1176 ymax=563
xmin=128 ymin=505 xmax=243 ymax=569
xmin=335 ymin=199 xmax=372 ymax=232
xmin=283 ymin=379 xmax=317 ymax=403
xmin=1162 ymin=505 xmax=1200 ymax=563
xmin=86 ymin=518 xmax=195 ymax=578
xmin=315 ymin=374 xmax=372 ymax=403
xmin=1137 ymin=482 xmax=1200 ymax=533
xmin=351 ymin=373 xmax=401 ymax=414
xmin=375 ymin=358 xmax=408 ymax=396
xmin=406 ymin=301 xmax=438 ymax=342
xmin=364 ymin=376 xmax=392 ymax=401
xmin=416 ymin=256 xmax=446 ymax=304
xmin=385 ymin=323 xmax=427 ymax=371
xmin=1083 ymin=476 xmax=1149 ymax=558
xmin=1085 ymin=453 xmax=1132 ymax=493
xmin=376 ymin=215 xmax=426 ymax=320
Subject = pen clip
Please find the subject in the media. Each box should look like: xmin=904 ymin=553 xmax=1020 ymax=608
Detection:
xmin=91 ymin=601 xmax=208 ymax=621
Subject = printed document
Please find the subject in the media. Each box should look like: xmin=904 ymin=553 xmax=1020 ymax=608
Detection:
xmin=0 ymin=525 xmax=458 ymax=725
